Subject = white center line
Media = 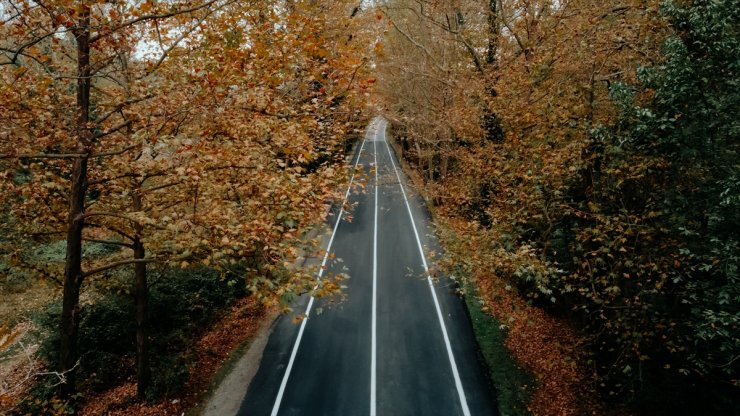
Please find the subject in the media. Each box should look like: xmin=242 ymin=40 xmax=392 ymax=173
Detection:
xmin=269 ymin=122 xmax=371 ymax=416
xmin=379 ymin=120 xmax=472 ymax=416
xmin=371 ymin=125 xmax=379 ymax=416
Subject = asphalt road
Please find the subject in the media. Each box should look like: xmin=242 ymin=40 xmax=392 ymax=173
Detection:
xmin=238 ymin=118 xmax=497 ymax=416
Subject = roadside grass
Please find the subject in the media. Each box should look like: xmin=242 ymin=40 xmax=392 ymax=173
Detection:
xmin=461 ymin=276 xmax=535 ymax=416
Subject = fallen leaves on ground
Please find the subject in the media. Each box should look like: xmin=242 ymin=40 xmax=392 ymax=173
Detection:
xmin=475 ymin=272 xmax=600 ymax=415
xmin=436 ymin=213 xmax=615 ymax=416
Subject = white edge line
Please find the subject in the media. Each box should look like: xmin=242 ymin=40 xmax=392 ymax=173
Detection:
xmin=379 ymin=120 xmax=472 ymax=416
xmin=269 ymin=123 xmax=372 ymax=416
xmin=370 ymin=130 xmax=379 ymax=416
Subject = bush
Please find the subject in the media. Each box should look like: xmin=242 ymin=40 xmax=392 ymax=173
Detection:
xmin=78 ymin=351 xmax=130 ymax=393
xmin=78 ymin=297 xmax=136 ymax=356
xmin=517 ymin=0 xmax=740 ymax=412
xmin=146 ymin=354 xmax=189 ymax=400
xmin=148 ymin=266 xmax=245 ymax=350
xmin=26 ymin=264 xmax=246 ymax=406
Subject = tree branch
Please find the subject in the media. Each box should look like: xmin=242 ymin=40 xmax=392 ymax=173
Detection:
xmin=82 ymin=257 xmax=158 ymax=277
xmin=0 ymin=153 xmax=87 ymax=159
xmin=89 ymin=0 xmax=227 ymax=44
xmin=457 ymin=34 xmax=484 ymax=74
xmin=340 ymin=58 xmax=368 ymax=97
xmin=144 ymin=180 xmax=184 ymax=193
xmin=385 ymin=14 xmax=447 ymax=73
xmin=83 ymin=211 xmax=137 ymax=223
xmin=94 ymin=95 xmax=154 ymax=125
xmin=87 ymin=172 xmax=143 ymax=187
xmin=237 ymin=105 xmax=291 ymax=119
xmin=86 ymin=222 xmax=135 ymax=242
xmin=0 ymin=144 xmax=137 ymax=160
xmin=92 ymin=120 xmax=133 ymax=140
xmin=0 ymin=29 xmax=62 ymax=65
xmin=139 ymin=9 xmax=214 ymax=78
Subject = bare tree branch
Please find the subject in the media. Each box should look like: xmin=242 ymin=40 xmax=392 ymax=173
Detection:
xmin=92 ymin=120 xmax=133 ymax=140
xmin=94 ymin=95 xmax=154 ymax=125
xmin=139 ymin=9 xmax=215 ymax=78
xmin=384 ymin=13 xmax=447 ymax=73
xmin=144 ymin=180 xmax=184 ymax=193
xmin=0 ymin=341 xmax=80 ymax=398
xmin=457 ymin=34 xmax=484 ymax=73
xmin=89 ymin=0 xmax=229 ymax=44
xmin=82 ymin=257 xmax=158 ymax=277
xmin=0 ymin=29 xmax=61 ymax=65
xmin=87 ymin=172 xmax=148 ymax=187
xmin=86 ymin=222 xmax=136 ymax=242
xmin=0 ymin=153 xmax=87 ymax=159
xmin=82 ymin=211 xmax=137 ymax=222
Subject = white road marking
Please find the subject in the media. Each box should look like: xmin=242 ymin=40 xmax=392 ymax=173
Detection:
xmin=269 ymin=123 xmax=372 ymax=416
xmin=378 ymin=120 xmax=472 ymax=416
xmin=371 ymin=126 xmax=379 ymax=416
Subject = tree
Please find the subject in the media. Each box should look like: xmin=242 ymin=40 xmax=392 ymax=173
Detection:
xmin=584 ymin=0 xmax=739 ymax=402
xmin=377 ymin=0 xmax=738 ymax=412
xmin=377 ymin=0 xmax=491 ymax=182
xmin=0 ymin=0 xmax=245 ymax=399
xmin=1 ymin=0 xmax=371 ymax=402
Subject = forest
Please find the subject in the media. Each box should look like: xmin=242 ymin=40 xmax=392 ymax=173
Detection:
xmin=0 ymin=0 xmax=373 ymax=413
xmin=1 ymin=0 xmax=738 ymax=415
xmin=375 ymin=0 xmax=738 ymax=414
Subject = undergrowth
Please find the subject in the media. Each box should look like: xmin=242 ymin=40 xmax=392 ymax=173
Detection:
xmin=460 ymin=273 xmax=535 ymax=416
xmin=14 ymin=265 xmax=246 ymax=414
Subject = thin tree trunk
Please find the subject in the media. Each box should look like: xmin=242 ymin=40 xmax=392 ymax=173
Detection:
xmin=428 ymin=150 xmax=435 ymax=181
xmin=440 ymin=150 xmax=449 ymax=179
xmin=133 ymin=189 xmax=150 ymax=398
xmin=487 ymin=0 xmax=498 ymax=65
xmin=414 ymin=140 xmax=422 ymax=168
xmin=59 ymin=3 xmax=92 ymax=400
xmin=484 ymin=0 xmax=505 ymax=143
xmin=59 ymin=158 xmax=86 ymax=400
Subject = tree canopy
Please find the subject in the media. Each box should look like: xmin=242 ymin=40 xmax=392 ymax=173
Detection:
xmin=376 ymin=0 xmax=738 ymax=413
xmin=1 ymin=0 xmax=373 ymax=404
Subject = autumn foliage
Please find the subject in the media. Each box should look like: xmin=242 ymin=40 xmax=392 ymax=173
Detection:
xmin=1 ymin=0 xmax=371 ymax=410
xmin=377 ymin=0 xmax=738 ymax=414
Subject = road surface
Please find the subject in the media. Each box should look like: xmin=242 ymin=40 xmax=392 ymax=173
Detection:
xmin=238 ymin=118 xmax=497 ymax=416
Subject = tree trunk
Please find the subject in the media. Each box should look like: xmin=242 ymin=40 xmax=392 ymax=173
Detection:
xmin=133 ymin=190 xmax=150 ymax=399
xmin=414 ymin=140 xmax=422 ymax=168
xmin=428 ymin=150 xmax=435 ymax=181
xmin=59 ymin=4 xmax=91 ymax=400
xmin=440 ymin=151 xmax=449 ymax=179
xmin=484 ymin=0 xmax=505 ymax=143
xmin=59 ymin=158 xmax=87 ymax=400
xmin=487 ymin=0 xmax=498 ymax=65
